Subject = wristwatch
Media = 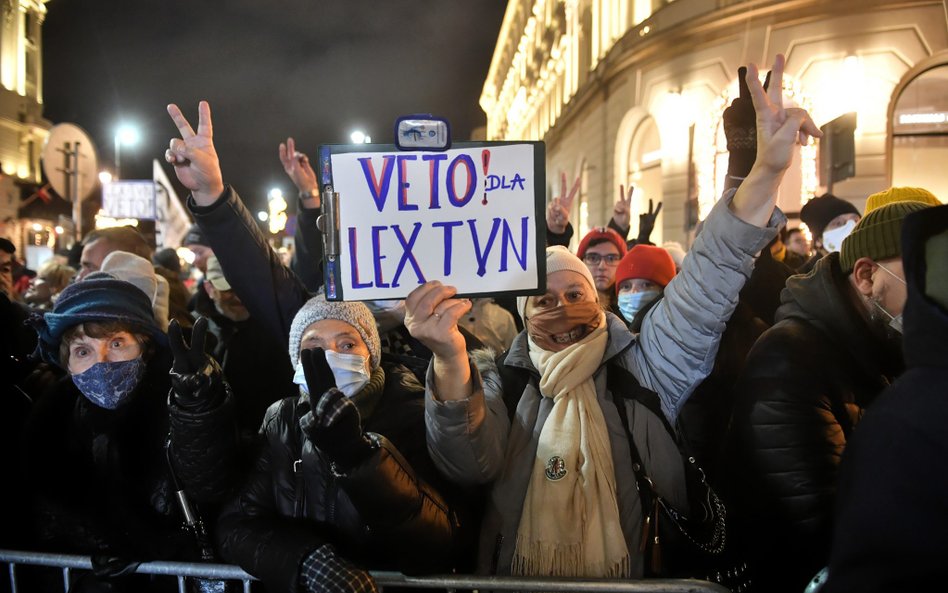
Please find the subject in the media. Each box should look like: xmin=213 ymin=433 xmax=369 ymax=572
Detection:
xmin=299 ymin=188 xmax=321 ymax=209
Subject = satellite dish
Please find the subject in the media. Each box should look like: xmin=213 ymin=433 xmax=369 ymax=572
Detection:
xmin=41 ymin=123 xmax=99 ymax=202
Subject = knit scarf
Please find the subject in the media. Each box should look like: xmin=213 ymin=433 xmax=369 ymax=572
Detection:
xmin=511 ymin=316 xmax=630 ymax=578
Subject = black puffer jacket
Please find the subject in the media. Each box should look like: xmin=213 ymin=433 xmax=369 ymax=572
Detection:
xmin=823 ymin=205 xmax=948 ymax=593
xmin=725 ymin=253 xmax=903 ymax=593
xmin=216 ymin=361 xmax=464 ymax=593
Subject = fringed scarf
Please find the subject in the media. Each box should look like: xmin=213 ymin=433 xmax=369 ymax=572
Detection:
xmin=511 ymin=317 xmax=630 ymax=578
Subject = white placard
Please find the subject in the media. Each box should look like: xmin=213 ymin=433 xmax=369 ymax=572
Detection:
xmin=102 ymin=180 xmax=157 ymax=220
xmin=323 ymin=142 xmax=545 ymax=300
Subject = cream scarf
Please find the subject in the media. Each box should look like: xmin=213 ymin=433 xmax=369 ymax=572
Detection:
xmin=511 ymin=316 xmax=631 ymax=578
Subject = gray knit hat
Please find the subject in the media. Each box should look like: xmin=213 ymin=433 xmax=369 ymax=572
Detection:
xmin=517 ymin=245 xmax=597 ymax=320
xmin=288 ymin=294 xmax=381 ymax=370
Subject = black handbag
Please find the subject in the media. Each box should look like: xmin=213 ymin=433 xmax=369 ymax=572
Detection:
xmin=608 ymin=366 xmax=750 ymax=591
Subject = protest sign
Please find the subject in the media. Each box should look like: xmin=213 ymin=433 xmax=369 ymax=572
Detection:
xmin=318 ymin=141 xmax=545 ymax=301
xmin=102 ymin=180 xmax=157 ymax=220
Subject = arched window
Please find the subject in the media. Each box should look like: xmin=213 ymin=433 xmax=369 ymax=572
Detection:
xmin=626 ymin=116 xmax=663 ymax=242
xmin=890 ymin=63 xmax=948 ymax=199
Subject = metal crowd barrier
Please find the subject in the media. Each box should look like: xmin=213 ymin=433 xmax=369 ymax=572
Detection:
xmin=0 ymin=549 xmax=729 ymax=593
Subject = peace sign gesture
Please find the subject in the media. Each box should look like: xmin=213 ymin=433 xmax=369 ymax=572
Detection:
xmin=547 ymin=172 xmax=580 ymax=234
xmin=612 ymin=184 xmax=635 ymax=231
xmin=731 ymin=54 xmax=822 ymax=226
xmin=746 ymin=55 xmax=821 ymax=174
xmin=166 ymin=101 xmax=225 ymax=206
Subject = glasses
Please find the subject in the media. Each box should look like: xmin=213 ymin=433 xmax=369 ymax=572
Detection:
xmin=583 ymin=253 xmax=621 ymax=266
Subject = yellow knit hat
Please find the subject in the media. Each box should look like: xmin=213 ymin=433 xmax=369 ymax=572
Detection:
xmin=865 ymin=187 xmax=941 ymax=214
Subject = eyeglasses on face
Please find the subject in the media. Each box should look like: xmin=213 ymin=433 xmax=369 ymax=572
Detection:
xmin=583 ymin=253 xmax=621 ymax=266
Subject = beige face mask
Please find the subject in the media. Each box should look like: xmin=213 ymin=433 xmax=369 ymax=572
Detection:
xmin=525 ymin=300 xmax=602 ymax=351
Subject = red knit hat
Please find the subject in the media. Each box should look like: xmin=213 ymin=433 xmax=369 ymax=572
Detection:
xmin=614 ymin=245 xmax=676 ymax=294
xmin=576 ymin=227 xmax=627 ymax=259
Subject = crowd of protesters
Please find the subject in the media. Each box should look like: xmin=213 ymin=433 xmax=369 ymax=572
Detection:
xmin=2 ymin=53 xmax=946 ymax=593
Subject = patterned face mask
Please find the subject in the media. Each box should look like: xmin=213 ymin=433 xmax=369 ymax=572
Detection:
xmin=71 ymin=357 xmax=147 ymax=410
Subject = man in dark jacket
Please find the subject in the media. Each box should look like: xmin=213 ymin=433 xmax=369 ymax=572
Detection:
xmin=822 ymin=204 xmax=948 ymax=592
xmin=197 ymin=254 xmax=295 ymax=433
xmin=726 ymin=199 xmax=932 ymax=592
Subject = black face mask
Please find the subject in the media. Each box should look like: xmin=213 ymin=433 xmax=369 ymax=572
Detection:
xmin=525 ymin=300 xmax=602 ymax=352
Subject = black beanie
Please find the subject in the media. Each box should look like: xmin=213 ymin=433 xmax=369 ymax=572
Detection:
xmin=800 ymin=194 xmax=860 ymax=240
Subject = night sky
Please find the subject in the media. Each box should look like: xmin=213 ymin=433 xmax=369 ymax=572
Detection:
xmin=41 ymin=0 xmax=509 ymax=215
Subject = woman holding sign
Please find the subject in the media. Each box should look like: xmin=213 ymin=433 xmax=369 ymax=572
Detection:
xmin=408 ymin=54 xmax=821 ymax=580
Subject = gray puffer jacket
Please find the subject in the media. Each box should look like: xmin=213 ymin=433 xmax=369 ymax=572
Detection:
xmin=424 ymin=192 xmax=781 ymax=576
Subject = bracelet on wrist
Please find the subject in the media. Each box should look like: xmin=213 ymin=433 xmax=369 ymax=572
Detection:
xmin=300 ymin=188 xmax=321 ymax=208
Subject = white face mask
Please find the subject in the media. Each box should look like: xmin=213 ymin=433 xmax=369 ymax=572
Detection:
xmin=871 ymin=263 xmax=907 ymax=335
xmin=822 ymin=219 xmax=857 ymax=253
xmin=293 ymin=349 xmax=372 ymax=398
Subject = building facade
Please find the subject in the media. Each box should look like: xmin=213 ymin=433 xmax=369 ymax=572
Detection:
xmin=0 ymin=0 xmax=53 ymax=265
xmin=480 ymin=0 xmax=948 ymax=246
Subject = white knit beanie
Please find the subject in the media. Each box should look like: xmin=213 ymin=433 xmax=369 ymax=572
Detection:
xmin=516 ymin=245 xmax=597 ymax=320
xmin=288 ymin=294 xmax=381 ymax=370
xmin=99 ymin=250 xmax=158 ymax=304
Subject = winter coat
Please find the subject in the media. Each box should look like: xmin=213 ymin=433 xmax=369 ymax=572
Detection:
xmin=193 ymin=290 xmax=295 ymax=434
xmin=216 ymin=362 xmax=464 ymax=593
xmin=823 ymin=205 xmax=948 ymax=593
xmin=20 ymin=349 xmax=202 ymax=561
xmin=726 ymin=252 xmax=904 ymax=593
xmin=425 ymin=193 xmax=781 ymax=576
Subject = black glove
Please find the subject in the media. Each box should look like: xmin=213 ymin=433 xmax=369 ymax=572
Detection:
xmin=298 ymin=347 xmax=336 ymax=399
xmin=636 ymin=199 xmax=663 ymax=244
xmin=168 ymin=317 xmax=225 ymax=411
xmin=722 ymin=66 xmax=772 ymax=179
xmin=299 ymin=544 xmax=378 ymax=593
xmin=298 ymin=348 xmax=376 ymax=472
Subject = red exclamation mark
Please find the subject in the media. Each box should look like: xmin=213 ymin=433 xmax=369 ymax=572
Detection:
xmin=481 ymin=149 xmax=491 ymax=205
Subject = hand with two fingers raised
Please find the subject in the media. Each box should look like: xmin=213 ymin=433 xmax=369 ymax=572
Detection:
xmin=546 ymin=172 xmax=580 ymax=235
xmin=165 ymin=101 xmax=225 ymax=206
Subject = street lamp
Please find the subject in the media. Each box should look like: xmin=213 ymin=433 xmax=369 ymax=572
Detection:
xmin=114 ymin=124 xmax=140 ymax=179
xmin=350 ymin=130 xmax=371 ymax=144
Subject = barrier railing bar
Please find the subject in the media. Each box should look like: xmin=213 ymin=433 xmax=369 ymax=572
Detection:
xmin=8 ymin=562 xmax=17 ymax=593
xmin=0 ymin=549 xmax=729 ymax=593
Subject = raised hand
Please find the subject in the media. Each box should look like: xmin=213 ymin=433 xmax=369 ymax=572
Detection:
xmin=405 ymin=281 xmax=472 ymax=401
xmin=612 ymin=184 xmax=634 ymax=231
xmin=299 ymin=347 xmax=337 ymax=398
xmin=731 ymin=54 xmax=822 ymax=226
xmin=279 ymin=137 xmax=320 ymax=207
xmin=165 ymin=101 xmax=225 ymax=206
xmin=637 ymin=198 xmax=663 ymax=243
xmin=546 ymin=172 xmax=580 ymax=234
xmin=747 ymin=55 xmax=821 ymax=174
xmin=168 ymin=317 xmax=224 ymax=408
xmin=404 ymin=281 xmax=471 ymax=361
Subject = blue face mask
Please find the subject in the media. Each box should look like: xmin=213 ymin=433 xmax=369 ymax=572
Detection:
xmin=617 ymin=290 xmax=661 ymax=324
xmin=71 ymin=357 xmax=147 ymax=410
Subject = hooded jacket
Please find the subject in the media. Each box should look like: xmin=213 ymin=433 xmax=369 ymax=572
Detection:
xmin=823 ymin=205 xmax=948 ymax=593
xmin=425 ymin=192 xmax=781 ymax=576
xmin=727 ymin=252 xmax=903 ymax=592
